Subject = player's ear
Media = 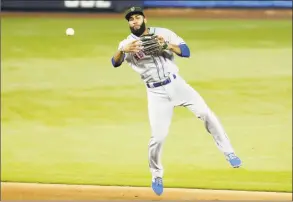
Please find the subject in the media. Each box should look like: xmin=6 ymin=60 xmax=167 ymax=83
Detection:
xmin=144 ymin=17 xmax=147 ymax=24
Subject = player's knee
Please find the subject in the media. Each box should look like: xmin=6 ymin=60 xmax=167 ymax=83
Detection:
xmin=197 ymin=106 xmax=211 ymax=120
xmin=151 ymin=129 xmax=168 ymax=143
xmin=152 ymin=133 xmax=167 ymax=143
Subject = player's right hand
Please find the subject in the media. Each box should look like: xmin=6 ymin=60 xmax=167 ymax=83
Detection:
xmin=123 ymin=40 xmax=143 ymax=53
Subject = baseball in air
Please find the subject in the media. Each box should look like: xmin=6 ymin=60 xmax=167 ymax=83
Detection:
xmin=66 ymin=28 xmax=75 ymax=36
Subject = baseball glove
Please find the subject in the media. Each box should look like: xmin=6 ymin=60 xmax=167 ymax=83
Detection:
xmin=140 ymin=34 xmax=163 ymax=56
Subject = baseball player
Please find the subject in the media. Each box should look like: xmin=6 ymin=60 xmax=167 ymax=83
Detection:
xmin=111 ymin=7 xmax=242 ymax=196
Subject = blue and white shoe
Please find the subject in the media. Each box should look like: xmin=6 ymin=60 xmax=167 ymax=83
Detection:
xmin=225 ymin=153 xmax=242 ymax=168
xmin=152 ymin=177 xmax=163 ymax=196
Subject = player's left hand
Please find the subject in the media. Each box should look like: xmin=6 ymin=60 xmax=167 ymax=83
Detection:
xmin=157 ymin=35 xmax=169 ymax=50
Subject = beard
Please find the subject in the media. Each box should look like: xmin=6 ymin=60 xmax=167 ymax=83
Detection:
xmin=130 ymin=21 xmax=146 ymax=37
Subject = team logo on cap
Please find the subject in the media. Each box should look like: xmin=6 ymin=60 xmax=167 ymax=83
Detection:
xmin=131 ymin=7 xmax=135 ymax=11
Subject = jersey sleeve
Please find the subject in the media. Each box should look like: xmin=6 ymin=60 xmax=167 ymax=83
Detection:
xmin=166 ymin=29 xmax=186 ymax=45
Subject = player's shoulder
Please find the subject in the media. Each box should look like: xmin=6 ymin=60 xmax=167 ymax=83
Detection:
xmin=119 ymin=34 xmax=137 ymax=44
xmin=151 ymin=27 xmax=175 ymax=35
xmin=126 ymin=34 xmax=136 ymax=40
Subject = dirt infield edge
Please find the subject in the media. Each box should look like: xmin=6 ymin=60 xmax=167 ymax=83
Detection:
xmin=1 ymin=182 xmax=292 ymax=200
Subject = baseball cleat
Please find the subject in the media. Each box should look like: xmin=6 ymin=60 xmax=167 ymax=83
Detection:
xmin=225 ymin=153 xmax=242 ymax=168
xmin=152 ymin=177 xmax=164 ymax=196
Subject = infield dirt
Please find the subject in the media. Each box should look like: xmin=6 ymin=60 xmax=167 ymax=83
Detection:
xmin=2 ymin=182 xmax=292 ymax=200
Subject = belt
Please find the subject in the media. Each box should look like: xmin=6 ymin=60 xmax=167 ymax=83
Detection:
xmin=146 ymin=74 xmax=176 ymax=88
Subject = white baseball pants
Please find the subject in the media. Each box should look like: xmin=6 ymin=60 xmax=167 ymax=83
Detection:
xmin=146 ymin=73 xmax=235 ymax=179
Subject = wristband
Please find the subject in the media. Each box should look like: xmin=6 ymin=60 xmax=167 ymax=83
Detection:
xmin=119 ymin=46 xmax=125 ymax=54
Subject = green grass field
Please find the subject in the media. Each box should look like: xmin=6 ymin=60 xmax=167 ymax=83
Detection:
xmin=1 ymin=16 xmax=292 ymax=192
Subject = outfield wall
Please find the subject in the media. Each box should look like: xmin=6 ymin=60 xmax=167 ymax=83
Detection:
xmin=144 ymin=0 xmax=293 ymax=8
xmin=1 ymin=0 xmax=292 ymax=12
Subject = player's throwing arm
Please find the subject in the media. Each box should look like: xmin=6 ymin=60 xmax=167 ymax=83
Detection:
xmin=112 ymin=40 xmax=143 ymax=67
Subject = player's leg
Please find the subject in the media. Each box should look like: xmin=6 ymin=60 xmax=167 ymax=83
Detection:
xmin=176 ymin=77 xmax=241 ymax=167
xmin=147 ymin=89 xmax=174 ymax=195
